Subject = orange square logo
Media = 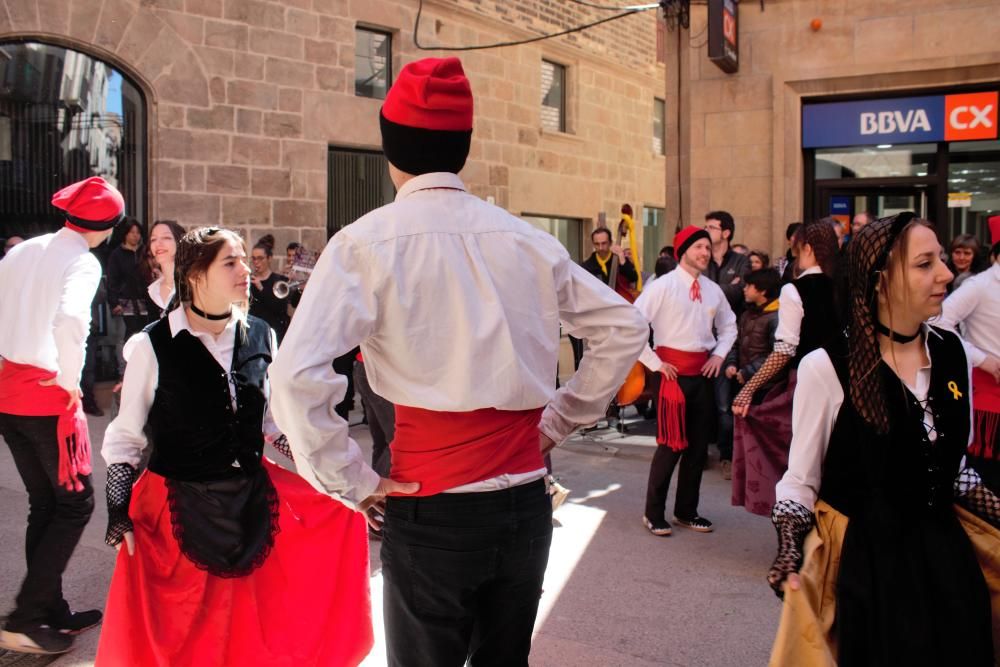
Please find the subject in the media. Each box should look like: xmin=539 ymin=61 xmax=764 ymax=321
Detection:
xmin=945 ymin=92 xmax=998 ymax=141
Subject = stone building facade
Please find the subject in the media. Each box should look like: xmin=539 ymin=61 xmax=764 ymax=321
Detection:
xmin=0 ymin=0 xmax=667 ymax=267
xmin=665 ymin=0 xmax=1000 ymax=257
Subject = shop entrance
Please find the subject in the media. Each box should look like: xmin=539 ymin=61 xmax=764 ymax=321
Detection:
xmin=816 ymin=184 xmax=931 ymax=227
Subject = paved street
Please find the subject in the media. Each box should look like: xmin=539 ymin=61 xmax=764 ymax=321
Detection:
xmin=1 ymin=397 xmax=780 ymax=667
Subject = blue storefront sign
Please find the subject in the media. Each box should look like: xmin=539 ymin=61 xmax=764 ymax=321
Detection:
xmin=802 ymin=91 xmax=998 ymax=148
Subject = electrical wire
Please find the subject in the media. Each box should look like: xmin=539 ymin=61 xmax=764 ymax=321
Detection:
xmin=413 ymin=0 xmax=654 ymax=52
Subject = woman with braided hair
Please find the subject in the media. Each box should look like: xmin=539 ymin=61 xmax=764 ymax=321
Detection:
xmin=767 ymin=212 xmax=1000 ymax=665
xmin=95 ymin=227 xmax=373 ymax=666
xmin=730 ymin=220 xmax=841 ymax=516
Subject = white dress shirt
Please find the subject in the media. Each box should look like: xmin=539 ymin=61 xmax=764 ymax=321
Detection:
xmin=937 ymin=262 xmax=1000 ymax=366
xmin=776 ymin=325 xmax=974 ymax=509
xmin=772 ymin=265 xmax=822 ymax=357
xmin=0 ymin=228 xmax=101 ymax=391
xmin=632 ymin=266 xmax=738 ymax=372
xmin=147 ymin=276 xmax=174 ymax=315
xmin=269 ymin=172 xmax=649 ymax=507
xmin=102 ymin=308 xmax=280 ymax=468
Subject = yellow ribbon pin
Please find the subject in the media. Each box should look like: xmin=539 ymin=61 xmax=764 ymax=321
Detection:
xmin=947 ymin=381 xmax=963 ymax=400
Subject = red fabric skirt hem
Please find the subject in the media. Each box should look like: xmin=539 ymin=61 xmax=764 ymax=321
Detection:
xmin=95 ymin=459 xmax=373 ymax=667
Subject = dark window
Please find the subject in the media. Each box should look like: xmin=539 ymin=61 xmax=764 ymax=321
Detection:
xmin=540 ymin=60 xmax=566 ymax=133
xmin=0 ymin=41 xmax=146 ymax=239
xmin=653 ymin=98 xmax=666 ymax=155
xmin=327 ymin=147 xmax=394 ymax=238
xmin=355 ymin=28 xmax=391 ymax=100
xmin=522 ymin=214 xmax=583 ymax=262
xmin=642 ymin=206 xmax=665 ymax=272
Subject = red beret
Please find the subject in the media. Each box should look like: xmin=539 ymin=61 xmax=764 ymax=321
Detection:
xmin=52 ymin=177 xmax=125 ymax=232
xmin=673 ymin=225 xmax=711 ymax=260
xmin=382 ymin=57 xmax=473 ymax=131
xmin=989 ymin=215 xmax=1000 ymax=249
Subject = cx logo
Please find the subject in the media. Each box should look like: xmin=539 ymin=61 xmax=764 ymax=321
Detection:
xmin=945 ymin=92 xmax=999 ymax=141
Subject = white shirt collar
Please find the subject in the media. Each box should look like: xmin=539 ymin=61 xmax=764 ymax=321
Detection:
xmin=56 ymin=226 xmax=90 ymax=251
xmin=167 ymin=306 xmax=238 ymax=339
xmin=990 ymin=262 xmax=1000 ymax=281
xmin=798 ymin=265 xmax=823 ymax=278
xmin=395 ymin=172 xmax=467 ymax=201
xmin=673 ymin=266 xmax=700 ymax=287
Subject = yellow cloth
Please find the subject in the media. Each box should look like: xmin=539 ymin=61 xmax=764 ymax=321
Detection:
xmin=620 ymin=213 xmax=642 ymax=292
xmin=595 ymin=252 xmax=610 ymax=277
xmin=769 ymin=501 xmax=1000 ymax=666
xmin=764 ymin=299 xmax=780 ymax=313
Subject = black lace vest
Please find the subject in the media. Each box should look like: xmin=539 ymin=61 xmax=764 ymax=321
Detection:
xmin=146 ymin=315 xmax=271 ymax=482
xmin=791 ymin=273 xmax=839 ymax=368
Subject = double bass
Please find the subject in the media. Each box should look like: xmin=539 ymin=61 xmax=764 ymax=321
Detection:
xmin=607 ymin=204 xmax=656 ymax=407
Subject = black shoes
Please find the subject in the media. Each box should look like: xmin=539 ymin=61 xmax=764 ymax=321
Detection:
xmin=642 ymin=516 xmax=673 ymax=536
xmin=0 ymin=626 xmax=74 ymax=654
xmin=674 ymin=516 xmax=714 ymax=533
xmin=50 ymin=609 xmax=103 ymax=635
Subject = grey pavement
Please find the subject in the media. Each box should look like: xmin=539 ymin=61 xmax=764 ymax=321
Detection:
xmin=0 ymin=391 xmax=780 ymax=666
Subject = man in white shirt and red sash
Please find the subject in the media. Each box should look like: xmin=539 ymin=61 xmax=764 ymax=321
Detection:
xmin=270 ymin=57 xmax=648 ymax=666
xmin=939 ymin=216 xmax=1000 ymax=491
xmin=0 ymin=177 xmax=124 ymax=655
xmin=634 ymin=226 xmax=737 ymax=536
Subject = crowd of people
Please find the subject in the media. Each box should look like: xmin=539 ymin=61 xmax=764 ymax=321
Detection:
xmin=0 ymin=54 xmax=999 ymax=666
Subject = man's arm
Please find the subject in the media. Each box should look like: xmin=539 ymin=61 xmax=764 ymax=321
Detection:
xmin=53 ymin=255 xmax=101 ymax=392
xmin=620 ymin=258 xmax=639 ymax=282
xmin=540 ymin=257 xmax=649 ymax=445
xmin=269 ymin=233 xmax=381 ymax=508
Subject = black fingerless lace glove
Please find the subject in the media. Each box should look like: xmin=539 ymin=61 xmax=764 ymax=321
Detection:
xmin=768 ymin=499 xmax=815 ymax=599
xmin=105 ymin=463 xmax=137 ymax=548
xmin=270 ymin=434 xmax=294 ymax=461
xmin=955 ymin=467 xmax=1000 ymax=529
xmin=733 ymin=351 xmax=792 ymax=409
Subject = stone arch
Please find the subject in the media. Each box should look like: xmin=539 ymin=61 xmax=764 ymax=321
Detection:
xmin=0 ymin=0 xmax=210 ymax=108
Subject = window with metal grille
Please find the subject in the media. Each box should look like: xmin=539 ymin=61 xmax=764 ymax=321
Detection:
xmin=327 ymin=147 xmax=394 ymax=238
xmin=0 ymin=41 xmax=146 ymax=240
xmin=653 ymin=98 xmax=666 ymax=156
xmin=355 ymin=28 xmax=391 ymax=100
xmin=522 ymin=214 xmax=583 ymax=262
xmin=540 ymin=60 xmax=566 ymax=133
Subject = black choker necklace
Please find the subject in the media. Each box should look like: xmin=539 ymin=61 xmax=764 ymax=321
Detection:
xmin=875 ymin=321 xmax=921 ymax=344
xmin=189 ymin=303 xmax=232 ymax=321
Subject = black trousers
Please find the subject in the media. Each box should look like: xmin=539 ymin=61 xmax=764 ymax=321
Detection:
xmin=381 ymin=480 xmax=552 ymax=667
xmin=332 ymin=348 xmax=358 ymax=421
xmin=0 ymin=414 xmax=94 ymax=632
xmin=715 ymin=374 xmax=735 ymax=461
xmin=645 ymin=375 xmax=715 ymax=521
xmin=353 ymin=360 xmax=394 ymax=477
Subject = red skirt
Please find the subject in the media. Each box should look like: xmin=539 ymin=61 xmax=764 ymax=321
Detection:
xmin=95 ymin=459 xmax=373 ymax=667
xmin=732 ymin=372 xmax=797 ymax=517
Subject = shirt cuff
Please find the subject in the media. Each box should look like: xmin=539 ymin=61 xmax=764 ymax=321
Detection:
xmin=639 ymin=346 xmax=661 ymax=372
xmin=539 ymin=407 xmax=575 ymax=447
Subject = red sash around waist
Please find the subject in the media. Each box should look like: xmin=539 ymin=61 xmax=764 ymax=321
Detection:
xmin=0 ymin=360 xmax=91 ymax=491
xmin=389 ymin=405 xmax=545 ymax=497
xmin=971 ymin=368 xmax=1000 ymax=460
xmin=655 ymin=347 xmax=710 ymax=452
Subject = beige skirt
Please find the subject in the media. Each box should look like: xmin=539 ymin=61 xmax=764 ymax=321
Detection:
xmin=769 ymin=501 xmax=1000 ymax=666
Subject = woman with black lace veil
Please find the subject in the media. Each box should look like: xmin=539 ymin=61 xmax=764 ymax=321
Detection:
xmin=95 ymin=227 xmax=372 ymax=666
xmin=767 ymin=212 xmax=1000 ymax=665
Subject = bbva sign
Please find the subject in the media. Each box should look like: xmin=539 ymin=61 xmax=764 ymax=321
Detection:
xmin=802 ymin=91 xmax=998 ymax=148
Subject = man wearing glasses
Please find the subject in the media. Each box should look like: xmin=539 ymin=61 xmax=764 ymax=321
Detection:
xmin=703 ymin=210 xmax=750 ymax=481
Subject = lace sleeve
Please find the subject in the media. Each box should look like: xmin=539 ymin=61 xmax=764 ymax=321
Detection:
xmin=733 ymin=350 xmax=792 ymax=409
xmin=105 ymin=463 xmax=137 ymax=547
xmin=955 ymin=467 xmax=1000 ymax=529
xmin=768 ymin=499 xmax=815 ymax=598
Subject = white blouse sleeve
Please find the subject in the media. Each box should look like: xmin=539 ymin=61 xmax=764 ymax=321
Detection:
xmin=262 ymin=328 xmax=282 ymax=441
xmin=775 ymin=349 xmax=843 ymax=509
xmin=101 ymin=333 xmax=157 ymax=468
xmin=773 ymin=282 xmax=804 ymax=357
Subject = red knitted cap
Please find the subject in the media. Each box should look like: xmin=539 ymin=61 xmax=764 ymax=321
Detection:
xmin=381 ymin=57 xmax=473 ymax=131
xmin=673 ymin=225 xmax=711 ymax=260
xmin=52 ymin=177 xmax=125 ymax=231
xmin=989 ymin=215 xmax=1000 ymax=248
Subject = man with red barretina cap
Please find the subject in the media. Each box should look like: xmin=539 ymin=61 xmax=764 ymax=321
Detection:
xmin=0 ymin=176 xmax=124 ymax=655
xmin=939 ymin=215 xmax=1000 ymax=492
xmin=633 ymin=225 xmax=737 ymax=537
xmin=270 ymin=57 xmax=647 ymax=666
